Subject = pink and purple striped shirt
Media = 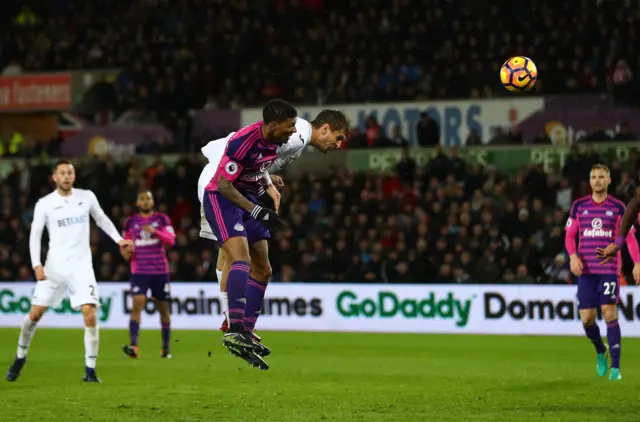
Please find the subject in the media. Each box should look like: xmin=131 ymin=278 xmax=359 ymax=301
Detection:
xmin=123 ymin=212 xmax=176 ymax=274
xmin=565 ymin=195 xmax=640 ymax=275
xmin=205 ymin=121 xmax=279 ymax=195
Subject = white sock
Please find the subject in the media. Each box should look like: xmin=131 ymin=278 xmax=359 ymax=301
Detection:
xmin=16 ymin=316 xmax=38 ymax=359
xmin=221 ymin=291 xmax=229 ymax=324
xmin=216 ymin=269 xmax=223 ymax=283
xmin=84 ymin=326 xmax=99 ymax=369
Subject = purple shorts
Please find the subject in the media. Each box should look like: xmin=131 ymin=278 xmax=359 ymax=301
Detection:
xmin=130 ymin=273 xmax=171 ymax=300
xmin=577 ymin=274 xmax=619 ymax=309
xmin=202 ymin=190 xmax=270 ymax=246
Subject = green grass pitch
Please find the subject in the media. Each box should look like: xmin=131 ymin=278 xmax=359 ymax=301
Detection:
xmin=0 ymin=328 xmax=639 ymax=421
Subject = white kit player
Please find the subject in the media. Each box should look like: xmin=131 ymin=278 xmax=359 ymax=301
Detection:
xmin=5 ymin=160 xmax=133 ymax=383
xmin=197 ymin=110 xmax=349 ymax=331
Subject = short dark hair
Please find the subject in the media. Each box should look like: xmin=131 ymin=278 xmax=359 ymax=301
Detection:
xmin=52 ymin=159 xmax=73 ymax=172
xmin=311 ymin=109 xmax=350 ymax=133
xmin=262 ymin=99 xmax=297 ymax=123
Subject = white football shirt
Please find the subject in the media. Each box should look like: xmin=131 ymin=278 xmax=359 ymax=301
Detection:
xmin=270 ymin=118 xmax=313 ymax=173
xmin=29 ymin=188 xmax=123 ymax=267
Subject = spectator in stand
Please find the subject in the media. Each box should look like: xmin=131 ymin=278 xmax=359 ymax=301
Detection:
xmin=3 ymin=148 xmax=639 ymax=285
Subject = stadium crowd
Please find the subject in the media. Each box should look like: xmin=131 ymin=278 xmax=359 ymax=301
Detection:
xmin=2 ymin=145 xmax=639 ymax=284
xmin=3 ymin=0 xmax=640 ymax=112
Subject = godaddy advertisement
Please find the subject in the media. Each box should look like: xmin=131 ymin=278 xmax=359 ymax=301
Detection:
xmin=0 ymin=285 xmax=115 ymax=326
xmin=1 ymin=283 xmax=640 ymax=336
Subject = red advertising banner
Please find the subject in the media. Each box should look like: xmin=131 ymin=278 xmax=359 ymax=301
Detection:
xmin=0 ymin=73 xmax=72 ymax=112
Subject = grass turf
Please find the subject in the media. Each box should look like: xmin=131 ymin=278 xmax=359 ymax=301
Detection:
xmin=0 ymin=328 xmax=638 ymax=421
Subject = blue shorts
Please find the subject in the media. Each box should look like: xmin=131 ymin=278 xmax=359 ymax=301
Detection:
xmin=130 ymin=273 xmax=171 ymax=301
xmin=576 ymin=274 xmax=619 ymax=309
xmin=202 ymin=190 xmax=270 ymax=246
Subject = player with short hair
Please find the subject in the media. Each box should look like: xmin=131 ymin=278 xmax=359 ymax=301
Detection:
xmin=565 ymin=164 xmax=640 ymax=381
xmin=202 ymin=99 xmax=297 ymax=369
xmin=198 ymin=109 xmax=349 ymax=335
xmin=121 ymin=191 xmax=176 ymax=359
xmin=6 ymin=160 xmax=132 ymax=383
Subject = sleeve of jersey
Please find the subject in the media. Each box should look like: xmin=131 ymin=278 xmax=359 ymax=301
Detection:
xmin=565 ymin=202 xmax=579 ymax=256
xmin=217 ymin=156 xmax=245 ymax=183
xmin=623 ymin=212 xmax=640 ymax=263
xmin=88 ymin=191 xmax=123 ymax=243
xmin=269 ymin=142 xmax=304 ymax=173
xmin=155 ymin=215 xmax=176 ymax=246
xmin=29 ymin=200 xmax=46 ymax=268
xmin=122 ymin=218 xmax=132 ymax=240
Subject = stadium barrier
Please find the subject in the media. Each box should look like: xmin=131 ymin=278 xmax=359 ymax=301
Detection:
xmin=1 ymin=283 xmax=639 ymax=336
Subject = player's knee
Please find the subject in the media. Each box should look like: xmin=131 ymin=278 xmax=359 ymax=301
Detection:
xmin=132 ymin=296 xmax=146 ymax=313
xmin=601 ymin=306 xmax=617 ymax=322
xmin=29 ymin=306 xmax=46 ymax=322
xmin=253 ymin=262 xmax=272 ymax=281
xmin=222 ymin=238 xmax=251 ymax=263
xmin=580 ymin=313 xmax=596 ymax=326
xmin=82 ymin=305 xmax=97 ymax=327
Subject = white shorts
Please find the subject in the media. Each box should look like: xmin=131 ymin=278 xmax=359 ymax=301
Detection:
xmin=200 ymin=204 xmax=218 ymax=241
xmin=198 ymin=161 xmax=220 ymax=242
xmin=31 ymin=261 xmax=99 ymax=310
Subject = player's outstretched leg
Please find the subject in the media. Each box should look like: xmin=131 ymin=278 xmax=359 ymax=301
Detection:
xmin=221 ymin=259 xmax=255 ymax=347
xmin=602 ymin=301 xmax=621 ymax=381
xmin=157 ymin=298 xmax=172 ymax=358
xmin=82 ymin=304 xmax=101 ymax=383
xmin=219 ymin=240 xmax=264 ymax=369
xmin=244 ymin=240 xmax=272 ymax=357
xmin=583 ymin=321 xmax=608 ymax=376
xmin=6 ymin=308 xmax=44 ymax=382
xmin=217 ymin=252 xmax=229 ymax=332
xmin=123 ymin=293 xmax=145 ymax=359
xmin=606 ymin=318 xmax=622 ymax=381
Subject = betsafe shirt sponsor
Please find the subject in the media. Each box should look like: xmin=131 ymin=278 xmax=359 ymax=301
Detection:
xmin=123 ymin=289 xmax=323 ymax=317
xmin=335 ymin=290 xmax=473 ymax=327
xmin=0 ymin=288 xmax=112 ymax=322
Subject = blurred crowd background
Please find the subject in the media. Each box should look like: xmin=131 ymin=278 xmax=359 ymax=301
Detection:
xmin=1 ymin=0 xmax=640 ymax=284
xmin=2 ymin=145 xmax=639 ymax=284
xmin=1 ymin=0 xmax=640 ymax=154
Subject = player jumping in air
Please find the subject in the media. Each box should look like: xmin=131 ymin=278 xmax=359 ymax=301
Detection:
xmin=198 ymin=110 xmax=349 ymax=334
xmin=202 ymin=99 xmax=296 ymax=370
xmin=565 ymin=165 xmax=640 ymax=381
xmin=121 ymin=191 xmax=176 ymax=359
xmin=6 ymin=160 xmax=133 ymax=383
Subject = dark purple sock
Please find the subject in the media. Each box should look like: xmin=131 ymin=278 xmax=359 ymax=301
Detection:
xmin=129 ymin=320 xmax=140 ymax=346
xmin=227 ymin=261 xmax=250 ymax=332
xmin=161 ymin=323 xmax=170 ymax=351
xmin=243 ymin=277 xmax=267 ymax=332
xmin=583 ymin=323 xmax=606 ymax=354
xmin=607 ymin=319 xmax=621 ymax=368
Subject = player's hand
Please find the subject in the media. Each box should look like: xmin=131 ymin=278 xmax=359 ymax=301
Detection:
xmin=142 ymin=224 xmax=155 ymax=234
xmin=596 ymin=243 xmax=619 ymax=264
xmin=270 ymin=174 xmax=285 ymax=190
xmin=250 ymin=205 xmax=285 ymax=231
xmin=266 ymin=185 xmax=281 ymax=214
xmin=34 ymin=265 xmax=46 ymax=281
xmin=633 ymin=264 xmax=640 ymax=285
xmin=569 ymin=255 xmax=583 ymax=276
xmin=118 ymin=239 xmax=134 ymax=249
